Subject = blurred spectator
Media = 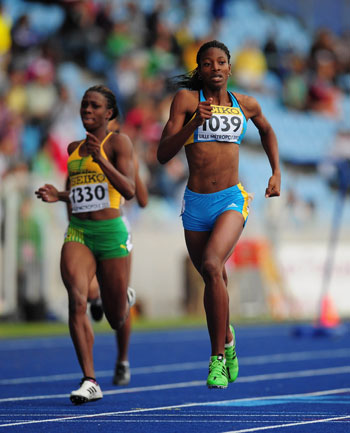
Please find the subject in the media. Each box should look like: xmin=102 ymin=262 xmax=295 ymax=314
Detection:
xmin=334 ymin=30 xmax=350 ymax=94
xmin=0 ymin=90 xmax=22 ymax=168
xmin=26 ymin=57 xmax=57 ymax=121
xmin=0 ymin=2 xmax=11 ymax=57
xmin=123 ymin=1 xmax=147 ymax=47
xmin=232 ymin=39 xmax=267 ymax=91
xmin=106 ymin=20 xmax=136 ymax=59
xmin=181 ymin=37 xmax=206 ymax=72
xmin=210 ymin=0 xmax=229 ymax=34
xmin=47 ymin=84 xmax=81 ymax=175
xmin=31 ymin=135 xmax=59 ymax=178
xmin=23 ymin=56 xmax=58 ymax=161
xmin=306 ymin=51 xmax=340 ymax=117
xmin=263 ymin=34 xmax=284 ymax=81
xmin=94 ymin=1 xmax=114 ymax=38
xmin=5 ymin=64 xmax=28 ymax=116
xmin=144 ymin=2 xmax=164 ymax=48
xmin=282 ymin=54 xmax=308 ymax=110
xmin=309 ymin=28 xmax=338 ymax=73
xmin=10 ymin=14 xmax=40 ymax=56
xmin=56 ymin=0 xmax=100 ymax=67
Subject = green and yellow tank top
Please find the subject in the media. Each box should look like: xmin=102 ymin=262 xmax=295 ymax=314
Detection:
xmin=67 ymin=132 xmax=122 ymax=213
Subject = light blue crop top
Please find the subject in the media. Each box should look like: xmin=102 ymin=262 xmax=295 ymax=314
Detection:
xmin=184 ymin=89 xmax=247 ymax=146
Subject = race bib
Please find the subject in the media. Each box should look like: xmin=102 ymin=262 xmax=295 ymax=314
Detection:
xmin=69 ymin=183 xmax=110 ymax=213
xmin=197 ymin=105 xmax=244 ymax=142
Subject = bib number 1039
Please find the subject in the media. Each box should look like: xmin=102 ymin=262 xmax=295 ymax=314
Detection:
xmin=202 ymin=114 xmax=242 ymax=133
xmin=70 ymin=183 xmax=110 ymax=213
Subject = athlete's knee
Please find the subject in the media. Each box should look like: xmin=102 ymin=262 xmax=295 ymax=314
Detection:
xmin=201 ymin=257 xmax=222 ymax=283
xmin=68 ymin=290 xmax=88 ymax=316
xmin=103 ymin=301 xmax=128 ymax=330
xmin=223 ymin=268 xmax=228 ymax=286
xmin=107 ymin=313 xmax=127 ymax=331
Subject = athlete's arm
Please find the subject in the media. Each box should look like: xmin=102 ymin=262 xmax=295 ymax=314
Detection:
xmin=157 ymin=90 xmax=213 ymax=164
xmin=87 ymin=131 xmax=135 ymax=200
xmin=35 ymin=184 xmax=70 ymax=203
xmin=134 ymin=154 xmax=148 ymax=208
xmin=241 ymin=95 xmax=281 ymax=198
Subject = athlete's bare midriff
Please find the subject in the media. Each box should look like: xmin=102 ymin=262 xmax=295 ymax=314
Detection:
xmin=73 ymin=207 xmax=121 ymax=221
xmin=185 ymin=141 xmax=239 ymax=193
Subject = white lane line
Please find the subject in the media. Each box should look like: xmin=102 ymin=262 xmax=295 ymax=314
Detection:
xmin=221 ymin=414 xmax=350 ymax=433
xmin=0 ymin=380 xmax=204 ymax=403
xmin=1 ymin=366 xmax=350 ymax=404
xmin=237 ymin=365 xmax=350 ymax=383
xmin=2 ymin=348 xmax=350 ymax=385
xmin=0 ymin=388 xmax=349 ymax=428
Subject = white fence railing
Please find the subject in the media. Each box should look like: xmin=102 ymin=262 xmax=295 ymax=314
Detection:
xmin=0 ymin=171 xmax=68 ymax=321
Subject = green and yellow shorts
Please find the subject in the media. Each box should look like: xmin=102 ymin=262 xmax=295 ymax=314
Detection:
xmin=64 ymin=216 xmax=130 ymax=260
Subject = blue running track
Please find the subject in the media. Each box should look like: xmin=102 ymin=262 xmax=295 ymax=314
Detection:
xmin=0 ymin=323 xmax=350 ymax=432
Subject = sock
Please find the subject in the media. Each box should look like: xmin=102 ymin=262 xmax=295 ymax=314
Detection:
xmin=210 ymin=354 xmax=225 ymax=363
xmin=225 ymin=339 xmax=234 ymax=348
xmin=84 ymin=376 xmax=97 ymax=384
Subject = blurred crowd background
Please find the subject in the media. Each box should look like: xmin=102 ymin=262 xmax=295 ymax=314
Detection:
xmin=0 ymin=0 xmax=350 ymax=324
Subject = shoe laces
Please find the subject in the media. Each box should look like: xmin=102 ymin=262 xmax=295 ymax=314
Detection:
xmin=209 ymin=357 xmax=227 ymax=378
xmin=116 ymin=364 xmax=127 ymax=374
xmin=225 ymin=345 xmax=237 ymax=361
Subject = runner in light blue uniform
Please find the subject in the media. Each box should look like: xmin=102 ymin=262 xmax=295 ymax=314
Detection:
xmin=182 ymin=89 xmax=250 ymax=231
xmin=158 ymin=40 xmax=280 ymax=389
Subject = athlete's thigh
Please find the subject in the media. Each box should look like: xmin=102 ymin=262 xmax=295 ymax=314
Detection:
xmin=184 ymin=230 xmax=211 ymax=274
xmin=60 ymin=241 xmax=96 ymax=295
xmin=97 ymin=256 xmax=129 ymax=310
xmin=205 ymin=210 xmax=245 ymax=265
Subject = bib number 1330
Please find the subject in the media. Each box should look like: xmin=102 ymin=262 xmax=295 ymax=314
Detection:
xmin=70 ymin=183 xmax=110 ymax=213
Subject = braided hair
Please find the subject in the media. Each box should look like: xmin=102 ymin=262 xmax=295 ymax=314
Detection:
xmin=170 ymin=40 xmax=231 ymax=90
xmin=83 ymin=85 xmax=119 ymax=120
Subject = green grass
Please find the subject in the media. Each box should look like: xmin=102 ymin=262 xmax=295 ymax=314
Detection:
xmin=0 ymin=314 xmax=299 ymax=339
xmin=0 ymin=315 xmax=208 ymax=339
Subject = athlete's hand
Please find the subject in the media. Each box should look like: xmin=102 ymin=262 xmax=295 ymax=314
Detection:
xmin=35 ymin=184 xmax=59 ymax=202
xmin=265 ymin=173 xmax=281 ymax=198
xmin=194 ymin=98 xmax=213 ymax=126
xmin=86 ymin=132 xmax=102 ymax=162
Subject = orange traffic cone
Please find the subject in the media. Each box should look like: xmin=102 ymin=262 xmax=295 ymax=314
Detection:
xmin=318 ymin=295 xmax=340 ymax=327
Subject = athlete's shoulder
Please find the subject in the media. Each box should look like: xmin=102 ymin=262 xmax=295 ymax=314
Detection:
xmin=67 ymin=140 xmax=81 ymax=156
xmin=109 ymin=131 xmax=133 ymax=155
xmin=111 ymin=131 xmax=132 ymax=145
xmin=234 ymin=92 xmax=261 ymax=118
xmin=174 ymin=88 xmax=198 ymax=102
xmin=172 ymin=89 xmax=199 ymax=114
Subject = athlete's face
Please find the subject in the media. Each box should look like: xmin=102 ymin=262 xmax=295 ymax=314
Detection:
xmin=198 ymin=47 xmax=231 ymax=89
xmin=80 ymin=91 xmax=112 ymax=131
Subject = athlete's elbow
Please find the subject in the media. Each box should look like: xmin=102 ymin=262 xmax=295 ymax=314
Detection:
xmin=138 ymin=197 xmax=148 ymax=208
xmin=157 ymin=150 xmax=168 ymax=165
xmin=157 ymin=143 xmax=171 ymax=164
xmin=124 ymin=183 xmax=136 ymax=200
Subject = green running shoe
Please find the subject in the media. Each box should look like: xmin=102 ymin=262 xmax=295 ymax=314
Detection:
xmin=225 ymin=325 xmax=239 ymax=383
xmin=207 ymin=354 xmax=228 ymax=389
